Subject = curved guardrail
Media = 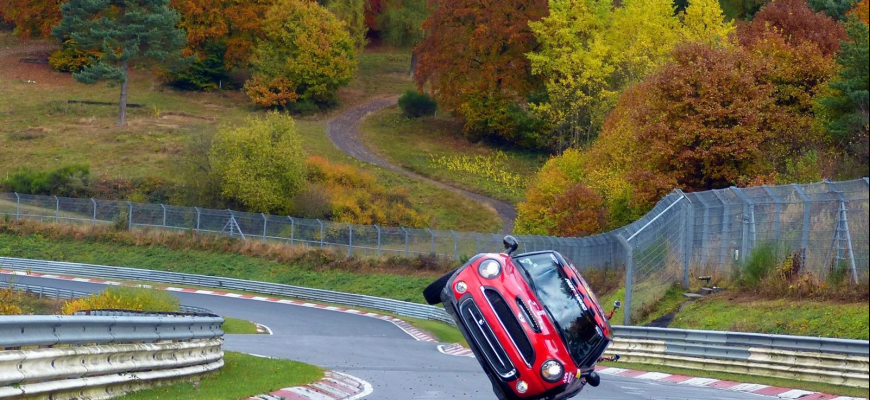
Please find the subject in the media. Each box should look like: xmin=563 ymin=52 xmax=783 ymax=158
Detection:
xmin=0 ymin=313 xmax=224 ymax=399
xmin=2 ymin=256 xmax=867 ymax=388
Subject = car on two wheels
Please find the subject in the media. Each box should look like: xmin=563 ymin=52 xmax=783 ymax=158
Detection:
xmin=424 ymin=236 xmax=615 ymax=400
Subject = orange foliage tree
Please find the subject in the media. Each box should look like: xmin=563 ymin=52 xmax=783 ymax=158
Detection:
xmin=414 ymin=0 xmax=548 ymax=145
xmin=170 ymin=0 xmax=273 ymax=67
xmin=0 ymin=0 xmax=63 ymax=38
xmin=851 ymin=0 xmax=869 ymax=23
xmin=738 ymin=0 xmax=848 ymax=56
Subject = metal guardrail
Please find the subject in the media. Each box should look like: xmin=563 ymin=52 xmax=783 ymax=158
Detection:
xmin=0 ymin=256 xmax=454 ymax=325
xmin=606 ymin=328 xmax=869 ymax=388
xmin=3 ymin=282 xmax=216 ymax=315
xmin=2 ymin=256 xmax=867 ymax=388
xmin=0 ymin=313 xmax=225 ymax=399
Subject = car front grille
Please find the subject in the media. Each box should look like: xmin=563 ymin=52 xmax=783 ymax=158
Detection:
xmin=458 ymin=298 xmax=517 ymax=379
xmin=484 ymin=289 xmax=536 ymax=366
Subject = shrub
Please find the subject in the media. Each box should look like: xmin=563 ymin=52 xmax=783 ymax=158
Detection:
xmin=209 ymin=112 xmax=306 ymax=213
xmin=398 ymin=90 xmax=437 ymax=118
xmin=741 ymin=243 xmax=778 ymax=286
xmin=1 ymin=164 xmax=90 ymax=197
xmin=0 ymin=288 xmax=23 ymax=315
xmin=48 ymin=39 xmax=101 ymax=73
xmin=61 ymin=286 xmax=180 ymax=315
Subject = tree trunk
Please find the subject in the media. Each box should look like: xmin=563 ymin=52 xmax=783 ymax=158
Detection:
xmin=409 ymin=49 xmax=417 ymax=77
xmin=117 ymin=59 xmax=129 ymax=126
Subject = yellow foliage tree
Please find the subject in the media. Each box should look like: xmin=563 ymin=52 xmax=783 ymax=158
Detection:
xmin=209 ymin=113 xmax=306 ymax=214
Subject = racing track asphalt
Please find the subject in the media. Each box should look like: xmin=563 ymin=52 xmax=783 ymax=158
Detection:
xmin=6 ymin=273 xmax=775 ymax=400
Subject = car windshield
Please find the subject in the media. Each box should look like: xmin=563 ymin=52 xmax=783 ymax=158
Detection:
xmin=514 ymin=253 xmax=604 ymax=366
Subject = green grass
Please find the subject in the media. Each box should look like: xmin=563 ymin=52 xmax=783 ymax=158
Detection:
xmin=222 ymin=317 xmax=261 ymax=334
xmin=360 ymin=107 xmax=546 ymax=204
xmin=670 ymin=294 xmax=869 ymax=340
xmin=600 ymin=360 xmax=869 ymax=398
xmin=117 ymin=351 xmax=322 ymax=400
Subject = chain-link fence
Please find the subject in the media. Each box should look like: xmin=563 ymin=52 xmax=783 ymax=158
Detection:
xmin=1 ymin=178 xmax=867 ymax=325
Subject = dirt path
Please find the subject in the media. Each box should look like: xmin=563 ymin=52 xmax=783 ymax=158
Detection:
xmin=327 ymin=96 xmax=518 ymax=234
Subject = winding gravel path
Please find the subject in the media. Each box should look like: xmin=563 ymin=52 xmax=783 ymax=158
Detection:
xmin=327 ymin=96 xmax=517 ymax=233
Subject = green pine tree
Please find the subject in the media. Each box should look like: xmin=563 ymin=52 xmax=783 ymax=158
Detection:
xmin=818 ymin=17 xmax=869 ymax=172
xmin=53 ymin=0 xmax=186 ymax=125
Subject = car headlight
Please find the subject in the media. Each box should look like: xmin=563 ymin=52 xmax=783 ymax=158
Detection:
xmin=541 ymin=360 xmax=564 ymax=383
xmin=478 ymin=259 xmax=502 ymax=279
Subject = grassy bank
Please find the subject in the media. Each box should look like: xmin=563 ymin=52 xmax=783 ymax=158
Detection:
xmin=117 ymin=351 xmax=322 ymax=400
xmin=0 ymin=223 xmax=442 ymax=303
xmin=222 ymin=317 xmax=261 ymax=334
xmin=360 ymin=107 xmax=545 ymax=204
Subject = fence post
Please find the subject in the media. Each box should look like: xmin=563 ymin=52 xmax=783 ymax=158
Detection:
xmin=318 ymin=219 xmax=324 ymax=249
xmin=681 ymin=194 xmax=694 ymax=289
xmin=451 ymin=230 xmax=459 ymax=261
xmin=261 ymin=213 xmax=268 ymax=243
xmin=427 ymin=228 xmax=435 ymax=254
xmin=616 ymin=234 xmax=634 ymax=326
xmin=127 ymin=201 xmax=133 ymax=231
xmin=194 ymin=207 xmax=201 ymax=232
xmin=91 ymin=198 xmax=97 ymax=225
xmin=731 ymin=187 xmax=755 ymax=264
xmin=347 ymin=223 xmax=353 ymax=257
xmin=375 ymin=225 xmax=382 ymax=256
xmin=402 ymin=227 xmax=409 ymax=257
xmin=288 ymin=217 xmax=295 ymax=245
xmin=160 ymin=204 xmax=167 ymax=229
xmin=762 ymin=185 xmax=782 ymax=239
xmin=54 ymin=195 xmax=59 ymax=223
xmin=713 ymin=190 xmax=730 ymax=267
xmin=792 ymin=184 xmax=811 ymax=261
xmin=14 ymin=192 xmax=20 ymax=221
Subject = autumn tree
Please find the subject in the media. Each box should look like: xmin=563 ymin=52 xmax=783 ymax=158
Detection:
xmin=170 ymin=0 xmax=272 ymax=68
xmin=414 ymin=0 xmax=549 ymax=147
xmin=209 ymin=113 xmax=306 ymax=213
xmin=53 ymin=0 xmax=186 ymax=125
xmin=739 ymin=0 xmax=847 ymax=56
xmin=817 ymin=16 xmax=870 ymax=174
xmin=528 ymin=0 xmax=733 ymax=149
xmin=851 ymin=0 xmax=869 ymax=23
xmin=245 ymin=0 xmax=357 ymax=110
xmin=0 ymin=0 xmax=63 ymax=38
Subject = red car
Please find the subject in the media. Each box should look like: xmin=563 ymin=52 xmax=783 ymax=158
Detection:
xmin=424 ymin=236 xmax=616 ymax=400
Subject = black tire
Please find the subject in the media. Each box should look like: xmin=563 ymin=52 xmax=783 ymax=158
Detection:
xmin=423 ymin=269 xmax=456 ymax=305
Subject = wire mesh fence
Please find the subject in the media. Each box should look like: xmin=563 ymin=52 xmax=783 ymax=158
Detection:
xmin=1 ymin=178 xmax=867 ymax=325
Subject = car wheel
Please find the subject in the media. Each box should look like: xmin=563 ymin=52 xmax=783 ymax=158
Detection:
xmin=423 ymin=269 xmax=457 ymax=305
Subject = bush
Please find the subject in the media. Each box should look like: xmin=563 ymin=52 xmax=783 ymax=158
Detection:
xmin=0 ymin=289 xmax=23 ymax=315
xmin=48 ymin=39 xmax=101 ymax=73
xmin=1 ymin=164 xmax=90 ymax=197
xmin=741 ymin=243 xmax=779 ymax=286
xmin=61 ymin=286 xmax=180 ymax=315
xmin=398 ymin=90 xmax=437 ymax=118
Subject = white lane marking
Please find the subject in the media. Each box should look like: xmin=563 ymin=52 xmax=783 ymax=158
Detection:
xmin=636 ymin=372 xmax=672 ymax=380
xmin=255 ymin=323 xmax=273 ymax=335
xmin=244 ymin=353 xmax=273 ymax=359
xmin=728 ymin=383 xmax=769 ymax=392
xmin=680 ymin=377 xmax=720 ymax=386
xmin=286 ymin=387 xmax=335 ymax=400
xmin=597 ymin=367 xmax=629 ymax=375
xmin=333 ymin=372 xmax=374 ymax=400
xmin=777 ymin=390 xmax=816 ymax=399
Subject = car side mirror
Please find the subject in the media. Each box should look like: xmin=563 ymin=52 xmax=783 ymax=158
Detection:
xmin=503 ymin=235 xmax=519 ymax=255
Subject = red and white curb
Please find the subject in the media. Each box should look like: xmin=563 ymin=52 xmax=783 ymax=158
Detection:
xmin=4 ymin=269 xmax=864 ymax=400
xmin=594 ymin=367 xmax=867 ymax=400
xmin=241 ymin=371 xmax=373 ymax=400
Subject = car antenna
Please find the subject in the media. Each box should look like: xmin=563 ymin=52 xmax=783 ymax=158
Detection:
xmin=503 ymin=235 xmax=519 ymax=256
